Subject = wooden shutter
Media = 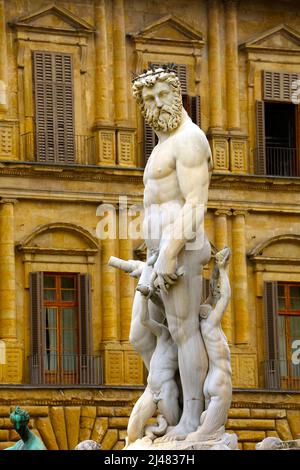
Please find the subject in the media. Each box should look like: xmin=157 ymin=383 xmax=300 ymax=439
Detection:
xmin=202 ymin=277 xmax=210 ymax=304
xmin=78 ymin=273 xmax=92 ymax=356
xmin=263 ymin=71 xmax=298 ymax=102
xmin=264 ymin=281 xmax=280 ymax=388
xmin=144 ymin=122 xmax=156 ymax=163
xmin=33 ymin=51 xmax=75 ymax=164
xmin=189 ymin=95 xmax=201 ymax=128
xmin=29 ymin=272 xmax=44 ymax=384
xmin=256 ymin=100 xmax=266 ymax=175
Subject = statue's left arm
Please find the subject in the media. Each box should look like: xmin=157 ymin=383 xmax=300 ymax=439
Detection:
xmin=152 ymin=128 xmax=212 ymax=290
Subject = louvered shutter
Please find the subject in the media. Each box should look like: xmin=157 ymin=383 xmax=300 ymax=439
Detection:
xmin=144 ymin=122 xmax=156 ymax=162
xmin=30 ymin=272 xmax=44 ymax=384
xmin=189 ymin=95 xmax=201 ymax=128
xmin=264 ymin=282 xmax=280 ymax=389
xmin=33 ymin=51 xmax=75 ymax=164
xmin=202 ymin=277 xmax=210 ymax=304
xmin=77 ymin=273 xmax=93 ymax=383
xmin=263 ymin=71 xmax=298 ymax=102
xmin=256 ymin=100 xmax=266 ymax=175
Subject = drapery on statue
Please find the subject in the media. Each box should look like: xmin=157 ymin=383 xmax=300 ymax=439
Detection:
xmin=108 ymin=66 xmax=236 ymax=449
xmin=4 ymin=406 xmax=46 ymax=450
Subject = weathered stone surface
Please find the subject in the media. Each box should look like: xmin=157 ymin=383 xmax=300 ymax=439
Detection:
xmin=0 ymin=430 xmax=9 ymax=441
xmin=79 ymin=408 xmax=96 ymax=442
xmin=108 ymin=417 xmax=128 ymax=429
xmin=101 ymin=429 xmax=118 ymax=450
xmin=0 ymin=441 xmax=14 ymax=450
xmin=267 ymin=430 xmax=280 ymax=438
xmin=227 ymin=408 xmax=250 ymax=418
xmin=119 ymin=430 xmax=127 ymax=440
xmin=226 ymin=419 xmax=275 ymax=430
xmin=236 ymin=430 xmax=266 ymax=442
xmin=0 ymin=406 xmax=10 ymax=416
xmin=251 ymin=409 xmax=286 ymax=419
xmin=23 ymin=406 xmax=48 ymax=417
xmin=114 ymin=407 xmax=133 ymax=417
xmin=112 ymin=440 xmax=125 ymax=450
xmin=96 ymin=406 xmax=114 ymax=417
xmin=243 ymin=442 xmax=257 ymax=450
xmin=91 ymin=417 xmax=108 ymax=443
xmin=8 ymin=429 xmax=19 ymax=441
xmin=35 ymin=417 xmax=58 ymax=450
xmin=275 ymin=419 xmax=293 ymax=441
xmin=287 ymin=410 xmax=300 ymax=439
xmin=0 ymin=418 xmax=13 ymax=428
xmin=65 ymin=407 xmax=81 ymax=450
xmin=49 ymin=407 xmax=68 ymax=450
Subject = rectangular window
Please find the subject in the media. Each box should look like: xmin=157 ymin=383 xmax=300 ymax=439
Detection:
xmin=264 ymin=281 xmax=300 ymax=390
xmin=43 ymin=273 xmax=78 ymax=384
xmin=29 ymin=272 xmax=101 ymax=385
xmin=255 ymin=71 xmax=300 ymax=176
xmin=33 ymin=51 xmax=75 ymax=164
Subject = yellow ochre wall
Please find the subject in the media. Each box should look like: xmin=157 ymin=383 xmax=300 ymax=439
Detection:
xmin=0 ymin=0 xmax=300 ymax=449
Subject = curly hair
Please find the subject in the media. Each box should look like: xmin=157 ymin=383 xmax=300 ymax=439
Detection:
xmin=10 ymin=406 xmax=30 ymax=426
xmin=132 ymin=69 xmax=182 ymax=114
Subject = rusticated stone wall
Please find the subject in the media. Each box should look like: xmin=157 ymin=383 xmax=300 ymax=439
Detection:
xmin=0 ymin=388 xmax=299 ymax=451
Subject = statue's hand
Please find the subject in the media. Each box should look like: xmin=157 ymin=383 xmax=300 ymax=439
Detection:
xmin=150 ymin=252 xmax=178 ymax=294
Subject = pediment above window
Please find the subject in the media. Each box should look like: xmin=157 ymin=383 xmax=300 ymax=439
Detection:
xmin=240 ymin=24 xmax=300 ymax=54
xmin=248 ymin=234 xmax=300 ymax=264
xmin=8 ymin=3 xmax=94 ymax=36
xmin=129 ymin=14 xmax=204 ymax=48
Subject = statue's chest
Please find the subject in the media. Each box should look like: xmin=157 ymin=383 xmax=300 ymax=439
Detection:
xmin=145 ymin=147 xmax=175 ymax=180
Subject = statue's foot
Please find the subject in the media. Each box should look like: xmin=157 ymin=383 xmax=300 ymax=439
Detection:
xmin=186 ymin=425 xmax=225 ymax=442
xmin=154 ymin=422 xmax=196 ymax=443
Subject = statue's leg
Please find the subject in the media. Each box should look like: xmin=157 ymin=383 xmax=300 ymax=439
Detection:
xmin=157 ymin=379 xmax=180 ymax=426
xmin=158 ymin=249 xmax=209 ymax=441
xmin=126 ymin=386 xmax=157 ymax=445
xmin=186 ymin=383 xmax=232 ymax=441
xmin=129 ymin=264 xmax=162 ymax=369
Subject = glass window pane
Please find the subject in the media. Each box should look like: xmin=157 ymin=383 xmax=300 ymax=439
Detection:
xmin=290 ymin=316 xmax=300 ymax=377
xmin=278 ymin=297 xmax=285 ymax=310
xmin=62 ymin=308 xmax=76 ymax=329
xmin=290 ymin=286 xmax=300 ymax=298
xmin=277 ymin=315 xmax=287 ymax=376
xmin=290 ymin=298 xmax=300 ymax=310
xmin=44 ymin=351 xmax=57 ymax=370
xmin=44 ymin=276 xmax=56 ymax=288
xmin=61 ymin=290 xmax=75 ymax=301
xmin=61 ymin=277 xmax=75 ymax=289
xmin=278 ymin=285 xmax=284 ymax=297
xmin=44 ymin=289 xmax=56 ymax=301
xmin=44 ymin=308 xmax=57 ymax=329
xmin=62 ymin=329 xmax=76 ymax=352
xmin=45 ymin=328 xmax=57 ymax=351
xmin=62 ymin=353 xmax=76 ymax=371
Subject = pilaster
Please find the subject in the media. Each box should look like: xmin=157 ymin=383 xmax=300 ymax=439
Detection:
xmin=232 ymin=210 xmax=249 ymax=344
xmin=112 ymin=0 xmax=128 ymax=125
xmin=94 ymin=0 xmax=110 ymax=125
xmin=214 ymin=209 xmax=233 ymax=343
xmin=0 ymin=0 xmax=7 ymax=112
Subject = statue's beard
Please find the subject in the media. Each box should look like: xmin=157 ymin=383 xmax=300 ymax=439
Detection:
xmin=143 ymin=98 xmax=182 ymax=133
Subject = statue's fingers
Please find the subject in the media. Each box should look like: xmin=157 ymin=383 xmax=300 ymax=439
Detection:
xmin=158 ymin=275 xmax=168 ymax=294
xmin=163 ymin=274 xmax=176 ymax=285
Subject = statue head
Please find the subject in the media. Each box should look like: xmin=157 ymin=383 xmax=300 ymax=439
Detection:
xmin=10 ymin=406 xmax=30 ymax=432
xmin=132 ymin=66 xmax=183 ymax=133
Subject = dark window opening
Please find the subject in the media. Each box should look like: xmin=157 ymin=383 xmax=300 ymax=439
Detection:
xmin=264 ymin=102 xmax=299 ymax=176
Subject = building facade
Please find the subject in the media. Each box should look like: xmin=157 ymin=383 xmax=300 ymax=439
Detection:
xmin=0 ymin=0 xmax=299 ymax=450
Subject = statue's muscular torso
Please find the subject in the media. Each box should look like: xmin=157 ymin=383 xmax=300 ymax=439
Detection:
xmin=143 ymin=115 xmax=212 ymax=253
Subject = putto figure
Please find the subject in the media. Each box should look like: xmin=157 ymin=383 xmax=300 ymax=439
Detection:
xmin=129 ymin=66 xmax=213 ymax=440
